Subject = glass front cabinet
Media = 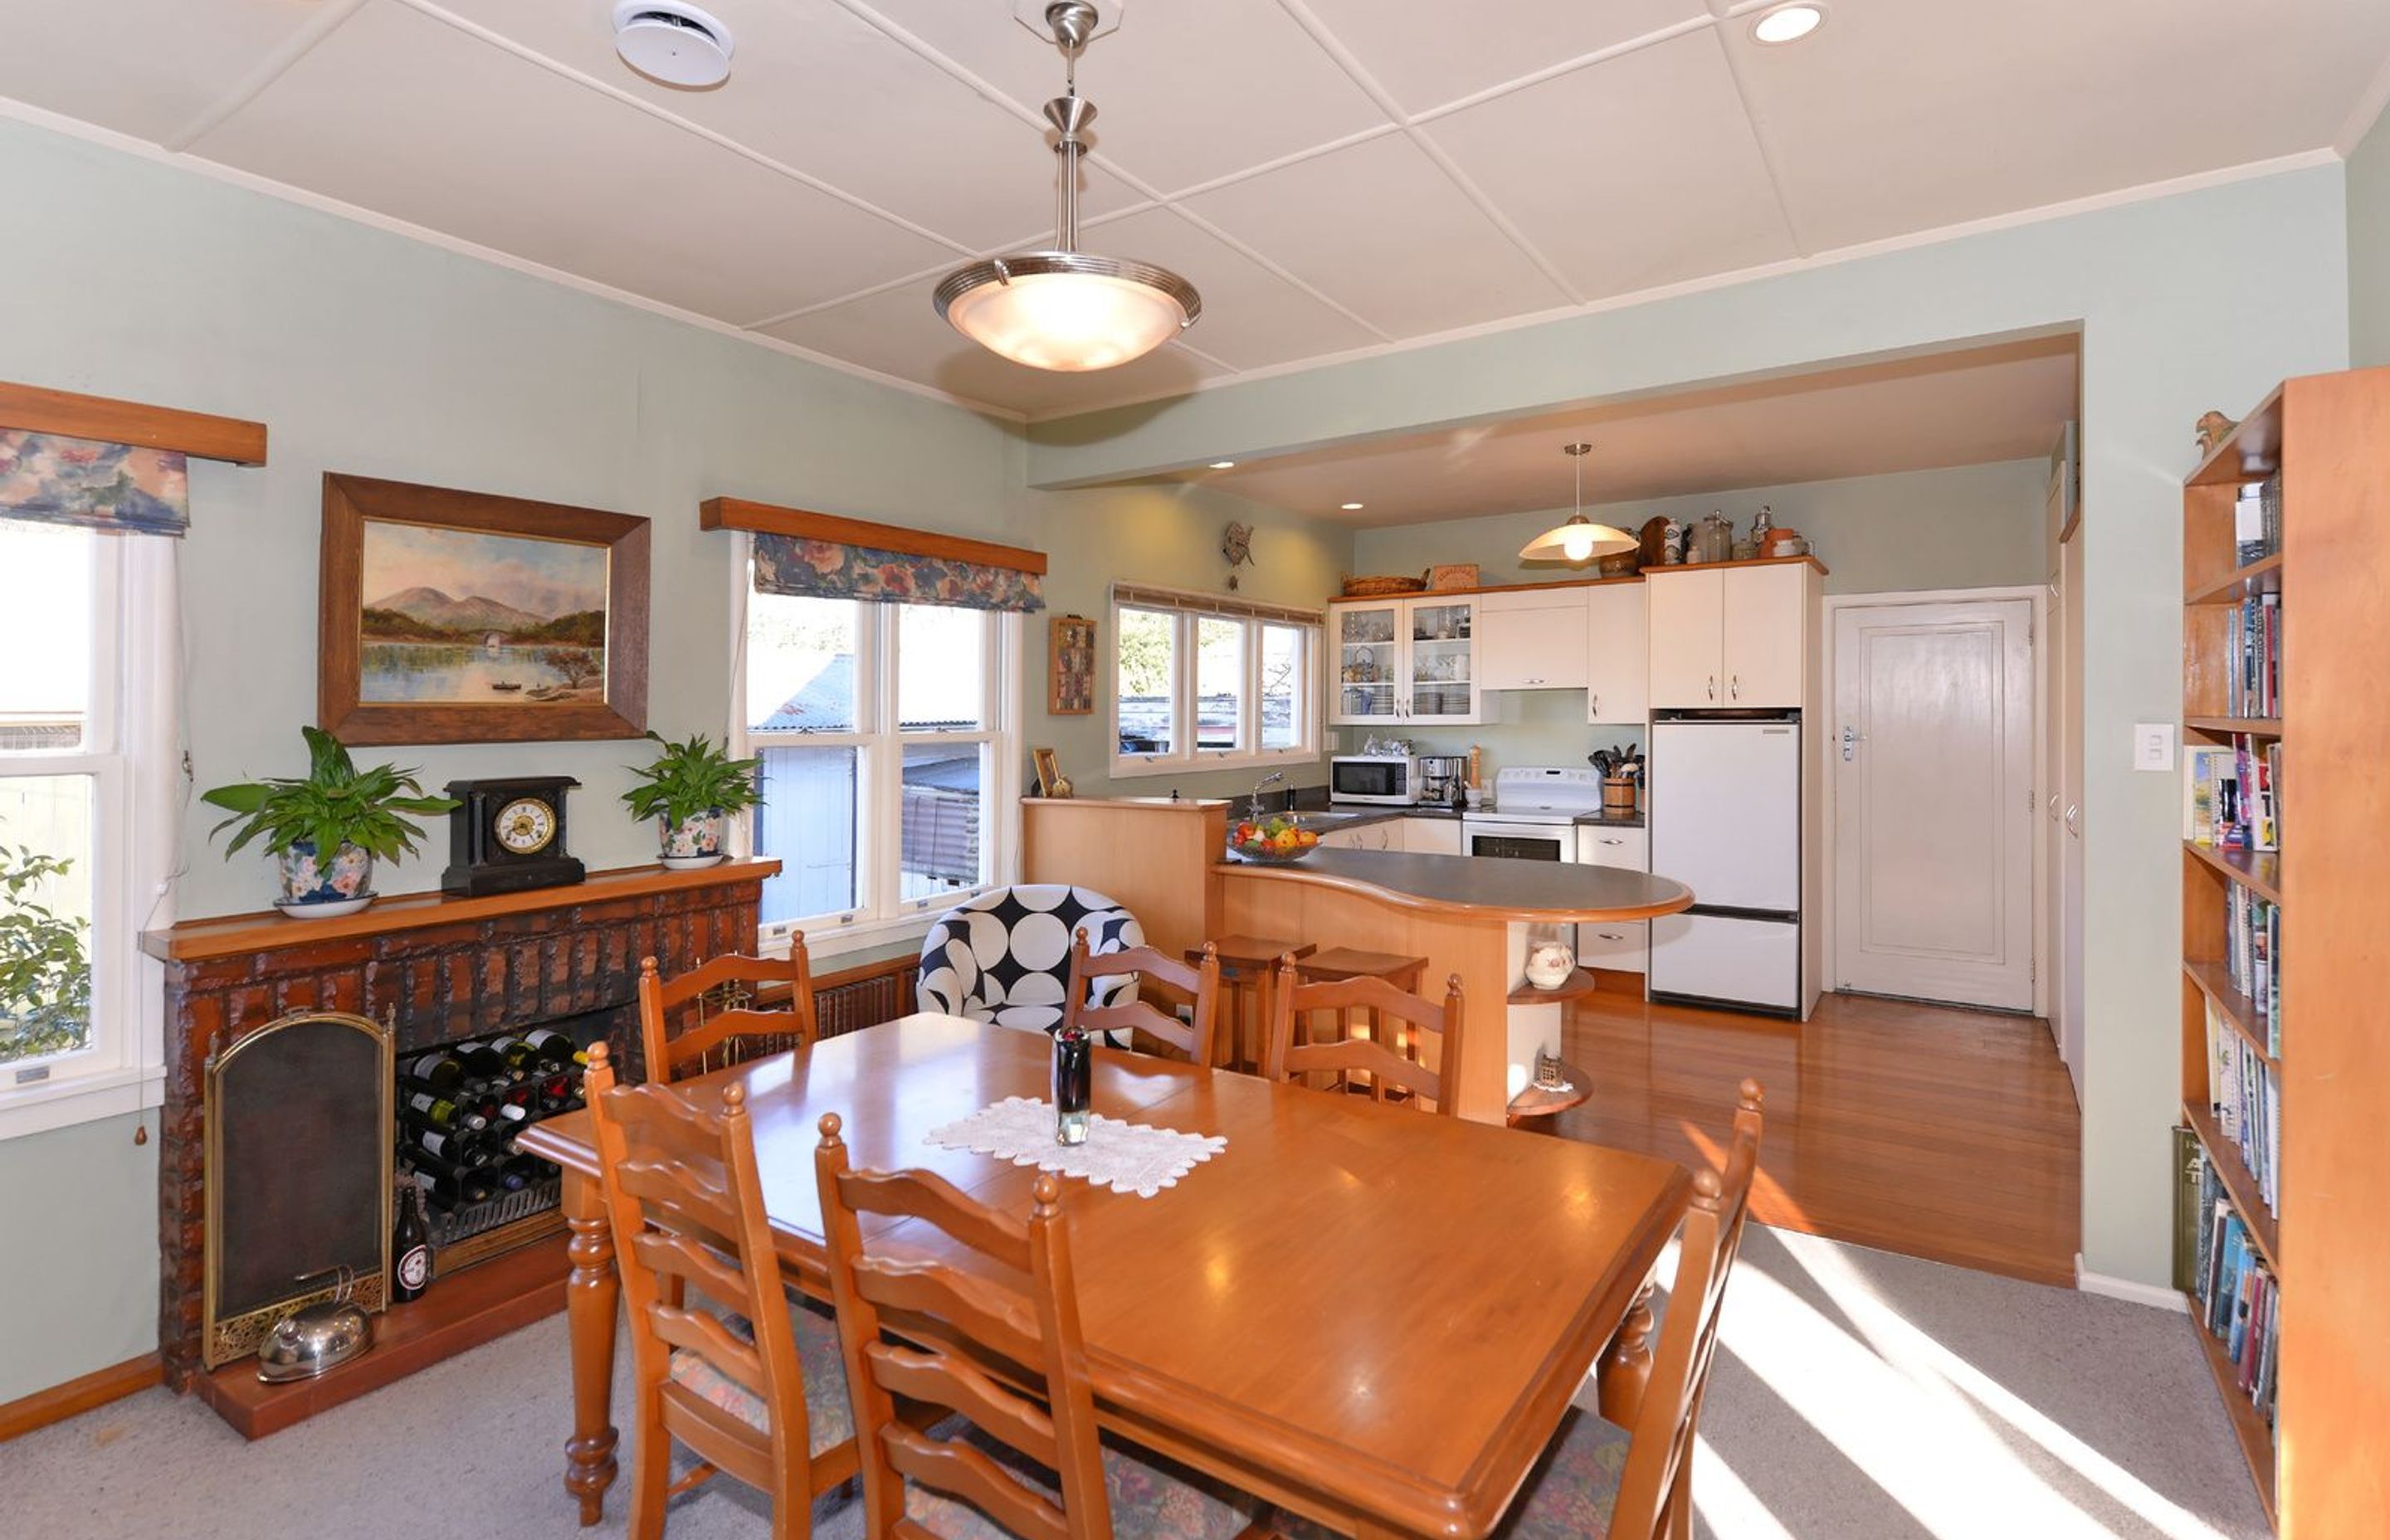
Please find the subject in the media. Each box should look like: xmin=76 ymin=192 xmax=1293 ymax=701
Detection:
xmin=1329 ymin=596 xmax=1480 ymax=726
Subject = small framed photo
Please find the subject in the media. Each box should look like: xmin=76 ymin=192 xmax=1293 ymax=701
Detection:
xmin=1032 ymin=747 xmax=1062 ymax=798
xmin=1048 ymin=613 xmax=1095 ymax=715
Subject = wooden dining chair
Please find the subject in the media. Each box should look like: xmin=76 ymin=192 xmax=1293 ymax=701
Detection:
xmin=586 ymin=1043 xmax=859 ymax=1540
xmin=1264 ymin=1079 xmax=1766 ymax=1540
xmin=1062 ymin=930 xmax=1222 ymax=1064
xmin=1260 ymin=955 xmax=1465 ymax=1116
xmin=813 ymin=1113 xmax=1268 ymax=1540
xmin=638 ymin=935 xmax=818 ymax=1084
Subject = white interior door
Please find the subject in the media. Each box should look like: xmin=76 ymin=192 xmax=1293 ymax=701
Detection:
xmin=1832 ymin=596 xmax=2036 ymax=1009
xmin=1645 ymin=570 xmax=1722 ymax=707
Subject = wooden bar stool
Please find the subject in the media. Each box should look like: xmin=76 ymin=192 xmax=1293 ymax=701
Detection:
xmin=1293 ymin=948 xmax=1429 ymax=1089
xmin=1188 ymin=935 xmax=1314 ymax=1072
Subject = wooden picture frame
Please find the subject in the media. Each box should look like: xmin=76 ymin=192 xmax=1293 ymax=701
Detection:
xmin=1032 ymin=748 xmax=1061 ymax=798
xmin=319 ymin=473 xmax=651 ymax=746
xmin=1048 ymin=613 xmax=1095 ymax=715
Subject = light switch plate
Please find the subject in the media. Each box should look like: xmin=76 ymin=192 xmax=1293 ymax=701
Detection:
xmin=2134 ymin=722 xmax=2176 ymax=772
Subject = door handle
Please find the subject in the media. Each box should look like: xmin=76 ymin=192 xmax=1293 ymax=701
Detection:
xmin=1841 ymin=725 xmax=1861 ymax=761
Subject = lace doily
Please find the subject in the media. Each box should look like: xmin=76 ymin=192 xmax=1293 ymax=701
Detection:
xmin=922 ymin=1096 xmax=1227 ymax=1199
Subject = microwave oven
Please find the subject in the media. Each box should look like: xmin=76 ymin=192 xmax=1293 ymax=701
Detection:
xmin=1329 ymin=754 xmax=1420 ymax=805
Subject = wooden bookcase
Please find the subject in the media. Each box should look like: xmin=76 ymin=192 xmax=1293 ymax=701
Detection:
xmin=2180 ymin=368 xmax=2390 ymax=1537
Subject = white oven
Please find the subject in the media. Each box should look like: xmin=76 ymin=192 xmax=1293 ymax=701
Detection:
xmin=1458 ymin=817 xmax=1577 ymax=862
xmin=1459 ymin=766 xmax=1606 ymax=861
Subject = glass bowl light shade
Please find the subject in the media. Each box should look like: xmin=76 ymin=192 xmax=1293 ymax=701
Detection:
xmin=935 ymin=252 xmax=1201 ymax=373
xmin=1520 ymin=514 xmax=1638 ymax=563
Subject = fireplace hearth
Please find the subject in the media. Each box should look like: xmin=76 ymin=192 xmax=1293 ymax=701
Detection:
xmin=143 ymin=860 xmax=778 ymax=1426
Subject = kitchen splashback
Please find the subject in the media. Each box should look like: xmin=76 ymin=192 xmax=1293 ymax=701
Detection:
xmin=1336 ymin=690 xmax=1641 ymax=787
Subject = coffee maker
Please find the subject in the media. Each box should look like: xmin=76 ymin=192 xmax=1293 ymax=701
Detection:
xmin=1417 ymin=755 xmax=1467 ymax=808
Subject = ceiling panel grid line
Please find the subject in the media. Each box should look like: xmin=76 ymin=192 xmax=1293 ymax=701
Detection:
xmin=1701 ymin=1 xmax=1813 ymax=255
xmin=393 ymin=0 xmax=977 ymax=256
xmin=1273 ymin=0 xmax=1588 ymax=305
xmin=162 ymin=0 xmax=371 ymax=151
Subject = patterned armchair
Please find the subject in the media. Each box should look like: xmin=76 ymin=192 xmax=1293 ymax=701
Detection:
xmin=916 ymin=885 xmax=1144 ymax=1038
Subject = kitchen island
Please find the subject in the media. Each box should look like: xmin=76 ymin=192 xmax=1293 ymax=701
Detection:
xmin=1216 ymin=849 xmax=1691 ymax=1123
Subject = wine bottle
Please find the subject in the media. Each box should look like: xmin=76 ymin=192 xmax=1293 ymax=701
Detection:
xmin=405 ymin=1049 xmax=465 ymax=1091
xmin=450 ymin=1040 xmax=519 ymax=1081
xmin=489 ymin=1102 xmax=530 ymax=1133
xmin=402 ymin=1090 xmax=488 ymax=1132
xmin=487 ymin=1036 xmax=541 ymax=1074
xmin=522 ymin=1027 xmax=581 ymax=1071
xmin=391 ymin=1182 xmax=432 ymax=1303
xmin=407 ymin=1122 xmax=492 ymax=1169
xmin=412 ymin=1148 xmax=495 ymax=1207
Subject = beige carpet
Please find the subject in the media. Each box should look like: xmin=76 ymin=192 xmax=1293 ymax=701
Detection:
xmin=0 ymin=1225 xmax=2268 ymax=1539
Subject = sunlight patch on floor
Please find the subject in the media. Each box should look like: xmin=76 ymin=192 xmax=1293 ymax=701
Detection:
xmin=1689 ymin=1432 xmax=1799 ymax=1540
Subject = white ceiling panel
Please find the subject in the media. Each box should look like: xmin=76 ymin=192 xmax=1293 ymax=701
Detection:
xmin=1730 ymin=0 xmax=2390 ymax=251
xmin=1178 ymin=134 xmax=1572 ymax=339
xmin=186 ymin=0 xmax=954 ymax=323
xmin=1188 ymin=339 xmax=2080 ymax=524
xmin=864 ymin=0 xmax=1391 ymax=193
xmin=0 ymin=0 xmax=331 ymax=144
xmin=1427 ymin=29 xmax=1794 ymax=298
xmin=1076 ymin=207 xmax=1378 ymax=369
xmin=439 ymin=0 xmax=1139 ymax=251
xmin=761 ymin=280 xmax=1231 ymax=416
xmin=1295 ymin=0 xmax=1708 ymax=114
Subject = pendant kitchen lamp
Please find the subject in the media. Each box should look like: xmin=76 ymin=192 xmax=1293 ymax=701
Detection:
xmin=1519 ymin=444 xmax=1637 ymax=563
xmin=934 ymin=2 xmax=1201 ymax=372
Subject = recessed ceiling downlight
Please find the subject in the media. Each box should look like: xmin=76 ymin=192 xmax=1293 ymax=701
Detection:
xmin=612 ymin=0 xmax=735 ymax=88
xmin=1751 ymin=3 xmax=1824 ymax=44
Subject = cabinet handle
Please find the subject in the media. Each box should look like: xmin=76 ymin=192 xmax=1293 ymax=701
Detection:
xmin=1589 ymin=694 xmax=1598 ymax=715
xmin=1729 ymin=674 xmax=1740 ymax=700
xmin=1707 ymin=675 xmax=1716 ymax=700
xmin=1600 ymin=837 xmax=1622 ymax=846
xmin=2064 ymin=803 xmax=2080 ymax=835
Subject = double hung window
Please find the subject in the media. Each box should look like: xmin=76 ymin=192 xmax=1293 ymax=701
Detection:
xmin=1111 ymin=584 xmax=1319 ymax=777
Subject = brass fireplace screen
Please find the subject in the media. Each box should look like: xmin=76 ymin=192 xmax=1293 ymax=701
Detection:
xmin=203 ymin=1011 xmax=393 ymax=1369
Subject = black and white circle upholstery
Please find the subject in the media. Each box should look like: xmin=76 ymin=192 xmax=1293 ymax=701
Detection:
xmin=916 ymin=885 xmax=1143 ymax=1040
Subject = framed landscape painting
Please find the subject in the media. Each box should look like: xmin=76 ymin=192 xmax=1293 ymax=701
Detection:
xmin=319 ymin=474 xmax=650 ymax=745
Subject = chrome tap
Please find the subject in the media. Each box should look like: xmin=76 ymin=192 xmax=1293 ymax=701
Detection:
xmin=1248 ymin=770 xmax=1286 ymax=821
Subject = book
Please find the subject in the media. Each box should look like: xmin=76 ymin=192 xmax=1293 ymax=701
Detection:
xmin=2173 ymin=1125 xmax=2203 ymax=1292
xmin=2183 ymin=745 xmax=2235 ymax=844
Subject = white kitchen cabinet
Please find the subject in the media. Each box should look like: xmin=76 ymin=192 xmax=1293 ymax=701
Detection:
xmin=1584 ymin=582 xmax=1647 ymax=724
xmin=1319 ymin=818 xmax=1398 ymax=851
xmin=1645 ymin=563 xmax=1812 ymax=709
xmin=1328 ymin=596 xmax=1480 ymax=725
xmin=1403 ymin=817 xmax=1463 ymax=855
xmin=1476 ymin=587 xmax=1588 ymax=691
xmin=1575 ymin=824 xmax=1649 ymax=975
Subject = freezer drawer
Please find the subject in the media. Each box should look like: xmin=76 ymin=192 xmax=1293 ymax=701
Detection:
xmin=1576 ymin=826 xmax=1649 ymax=870
xmin=1649 ymin=912 xmax=1799 ymax=1011
xmin=1577 ymin=919 xmax=1647 ymax=974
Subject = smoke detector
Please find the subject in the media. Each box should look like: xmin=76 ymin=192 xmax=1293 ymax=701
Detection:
xmin=612 ymin=1 xmax=734 ymax=88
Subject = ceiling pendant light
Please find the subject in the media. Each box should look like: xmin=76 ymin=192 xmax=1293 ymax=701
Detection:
xmin=1519 ymin=444 xmax=1638 ymax=564
xmin=934 ymin=2 xmax=1201 ymax=373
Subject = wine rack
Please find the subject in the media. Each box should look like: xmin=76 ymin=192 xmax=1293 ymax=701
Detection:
xmin=395 ymin=1022 xmax=598 ymax=1276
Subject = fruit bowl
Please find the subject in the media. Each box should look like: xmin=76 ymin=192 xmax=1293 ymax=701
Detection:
xmin=1227 ymin=814 xmax=1322 ymax=865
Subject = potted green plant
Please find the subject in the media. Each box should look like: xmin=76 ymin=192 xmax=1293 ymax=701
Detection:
xmin=620 ymin=729 xmax=763 ymax=870
xmin=201 ymin=726 xmax=459 ymax=918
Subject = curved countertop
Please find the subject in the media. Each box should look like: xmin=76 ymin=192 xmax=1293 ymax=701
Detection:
xmin=1214 ymin=848 xmax=1691 ymax=924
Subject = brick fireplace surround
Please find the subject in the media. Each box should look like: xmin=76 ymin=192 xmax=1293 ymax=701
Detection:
xmin=141 ymin=860 xmax=777 ymax=1399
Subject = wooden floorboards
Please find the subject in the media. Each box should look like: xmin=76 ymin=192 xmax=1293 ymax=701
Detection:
xmin=1553 ymin=987 xmax=2082 ymax=1286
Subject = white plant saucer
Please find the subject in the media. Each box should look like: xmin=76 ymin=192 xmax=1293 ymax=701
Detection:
xmin=276 ymin=893 xmax=377 ymax=920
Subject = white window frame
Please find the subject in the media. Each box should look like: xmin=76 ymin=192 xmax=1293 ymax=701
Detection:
xmin=1110 ymin=586 xmax=1321 ymax=780
xmin=730 ymin=546 xmax=1022 ymax=961
xmin=0 ymin=534 xmax=178 ymax=1140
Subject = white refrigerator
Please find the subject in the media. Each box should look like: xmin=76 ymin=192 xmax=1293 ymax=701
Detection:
xmin=1646 ymin=714 xmax=1803 ymax=1012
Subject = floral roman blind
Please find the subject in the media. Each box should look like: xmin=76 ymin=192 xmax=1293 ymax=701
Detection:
xmin=0 ymin=429 xmax=191 ymax=536
xmin=752 ymin=533 xmax=1046 ymax=613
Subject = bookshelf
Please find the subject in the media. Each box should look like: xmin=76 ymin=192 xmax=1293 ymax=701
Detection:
xmin=2178 ymin=368 xmax=2390 ymax=1538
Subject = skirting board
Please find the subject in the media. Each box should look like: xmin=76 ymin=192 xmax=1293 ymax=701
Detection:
xmin=0 ymin=1352 xmax=163 ymax=1443
xmin=2076 ymin=1255 xmax=2190 ymax=1312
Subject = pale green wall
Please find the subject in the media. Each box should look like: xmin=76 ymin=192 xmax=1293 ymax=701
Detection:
xmin=1353 ymin=459 xmax=2048 ymax=596
xmin=1032 ymin=168 xmax=2352 ymax=1290
xmin=2351 ymin=102 xmax=2390 ymax=366
xmin=0 ymin=116 xmax=1349 ymax=1401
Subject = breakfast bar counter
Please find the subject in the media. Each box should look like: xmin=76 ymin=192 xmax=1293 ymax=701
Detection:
xmin=1215 ymin=850 xmax=1692 ymax=1123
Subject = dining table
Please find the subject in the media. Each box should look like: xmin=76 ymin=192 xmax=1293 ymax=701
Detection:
xmin=517 ymin=1012 xmax=1691 ymax=1539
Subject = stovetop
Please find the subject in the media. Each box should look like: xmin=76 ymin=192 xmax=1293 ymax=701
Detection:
xmin=1466 ymin=766 xmax=1608 ymax=823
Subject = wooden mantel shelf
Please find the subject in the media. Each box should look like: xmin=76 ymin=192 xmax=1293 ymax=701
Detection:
xmin=142 ymin=858 xmax=782 ymax=962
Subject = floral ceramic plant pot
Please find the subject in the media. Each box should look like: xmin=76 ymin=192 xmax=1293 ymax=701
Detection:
xmin=659 ymin=809 xmax=727 ymax=870
xmin=276 ymin=840 xmax=375 ymax=918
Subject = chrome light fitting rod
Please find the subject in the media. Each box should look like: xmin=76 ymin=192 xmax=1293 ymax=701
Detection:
xmin=934 ymin=1 xmax=1202 ymax=373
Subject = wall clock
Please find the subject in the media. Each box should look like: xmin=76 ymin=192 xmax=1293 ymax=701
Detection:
xmin=441 ymin=777 xmax=588 ymax=897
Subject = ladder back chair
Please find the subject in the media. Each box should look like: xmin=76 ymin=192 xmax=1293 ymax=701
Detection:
xmin=1062 ymin=931 xmax=1222 ymax=1064
xmin=586 ymin=1043 xmax=859 ymax=1540
xmin=1260 ymin=957 xmax=1465 ymax=1117
xmin=1267 ymin=1079 xmax=1765 ymax=1540
xmin=813 ymin=1114 xmax=1266 ymax=1540
xmin=638 ymin=936 xmax=820 ymax=1084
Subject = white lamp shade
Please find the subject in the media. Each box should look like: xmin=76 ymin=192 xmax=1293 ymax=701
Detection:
xmin=939 ymin=259 xmax=1197 ymax=373
xmin=1520 ymin=514 xmax=1638 ymax=563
